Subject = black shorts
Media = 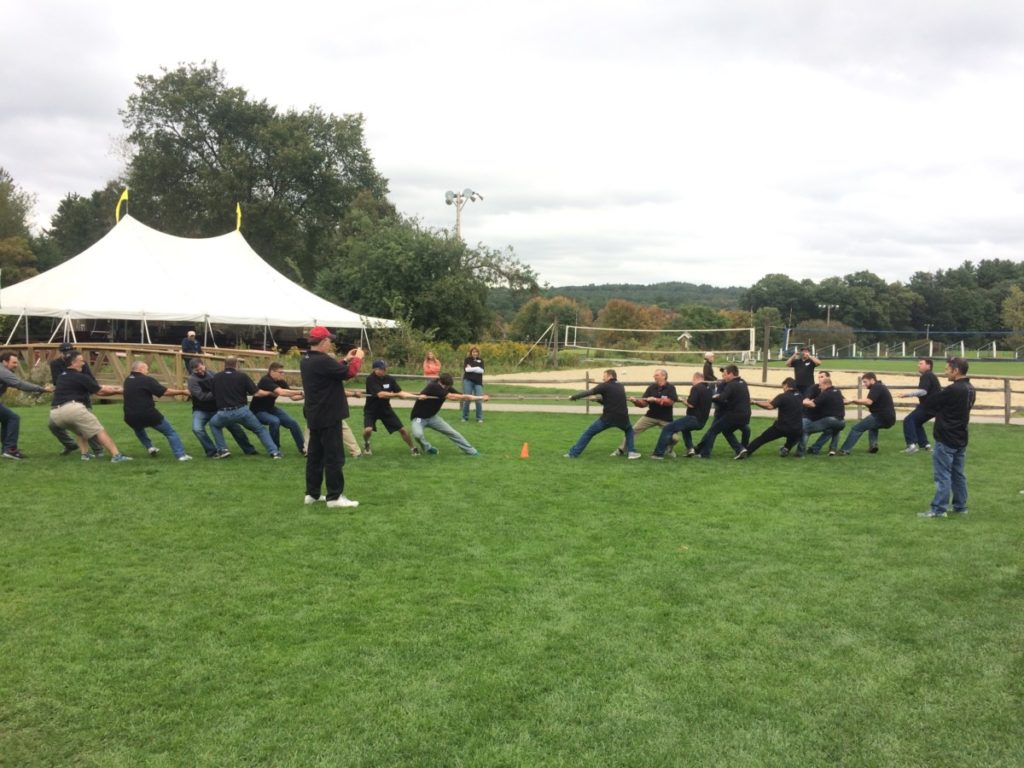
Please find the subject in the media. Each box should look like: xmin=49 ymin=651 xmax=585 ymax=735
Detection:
xmin=364 ymin=408 xmax=404 ymax=434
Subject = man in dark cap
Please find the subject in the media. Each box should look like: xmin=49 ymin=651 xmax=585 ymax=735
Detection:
xmin=362 ymin=359 xmax=419 ymax=456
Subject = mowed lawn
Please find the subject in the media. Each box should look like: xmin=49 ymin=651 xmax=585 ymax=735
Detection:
xmin=2 ymin=401 xmax=1022 ymax=767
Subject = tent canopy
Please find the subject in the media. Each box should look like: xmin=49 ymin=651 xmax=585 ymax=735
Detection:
xmin=0 ymin=215 xmax=394 ymax=329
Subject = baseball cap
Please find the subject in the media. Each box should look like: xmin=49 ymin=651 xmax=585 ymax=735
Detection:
xmin=58 ymin=342 xmax=75 ymax=353
xmin=719 ymin=364 xmax=739 ymax=375
xmin=308 ymin=326 xmax=336 ymax=342
xmin=372 ymin=359 xmax=387 ymax=369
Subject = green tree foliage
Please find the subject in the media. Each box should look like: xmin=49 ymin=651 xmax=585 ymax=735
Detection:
xmin=510 ymin=295 xmax=593 ymax=342
xmin=593 ymin=299 xmax=678 ymax=349
xmin=120 ymin=62 xmax=388 ymax=284
xmin=0 ymin=168 xmax=37 ymax=284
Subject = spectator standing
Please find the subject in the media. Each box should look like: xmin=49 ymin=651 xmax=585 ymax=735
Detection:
xmin=461 ymin=346 xmax=485 ymax=423
xmin=919 ymin=358 xmax=975 ymax=518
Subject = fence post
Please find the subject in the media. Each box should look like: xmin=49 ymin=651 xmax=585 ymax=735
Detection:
xmin=585 ymin=371 xmax=591 ymax=415
xmin=1005 ymin=378 xmax=1012 ymax=425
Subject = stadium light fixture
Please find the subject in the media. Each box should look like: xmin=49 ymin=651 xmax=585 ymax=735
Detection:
xmin=818 ymin=303 xmax=839 ymax=327
xmin=444 ymin=188 xmax=484 ymax=240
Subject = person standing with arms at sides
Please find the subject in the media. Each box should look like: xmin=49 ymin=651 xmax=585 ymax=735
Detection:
xmin=49 ymin=343 xmax=103 ymax=456
xmin=422 ymin=351 xmax=441 ymax=381
xmin=301 ymin=326 xmax=363 ymax=508
xmin=181 ymin=330 xmax=202 ymax=370
xmin=786 ymin=346 xmax=821 ymax=397
xmin=0 ymin=350 xmax=54 ymax=459
xmin=122 ymin=361 xmax=192 ymax=460
xmin=410 ymin=373 xmax=488 ymax=456
xmin=49 ymin=352 xmax=132 ymax=462
xmin=702 ymin=352 xmax=717 ymax=384
xmin=899 ymin=357 xmax=941 ymax=454
xmin=461 ymin=346 xmax=485 ymax=423
xmin=920 ymin=357 xmax=975 ymax=518
xmin=835 ymin=372 xmax=896 ymax=455
xmin=737 ymin=378 xmax=805 ymax=459
xmin=565 ymin=369 xmax=640 ymax=459
xmin=251 ymin=362 xmax=306 ymax=455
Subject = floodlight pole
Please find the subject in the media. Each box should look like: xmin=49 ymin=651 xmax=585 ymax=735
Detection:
xmin=818 ymin=303 xmax=839 ymax=327
xmin=444 ymin=188 xmax=484 ymax=240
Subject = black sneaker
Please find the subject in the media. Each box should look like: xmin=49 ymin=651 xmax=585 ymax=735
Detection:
xmin=59 ymin=445 xmax=77 ymax=456
xmin=868 ymin=445 xmax=879 ymax=454
xmin=734 ymin=449 xmax=748 ymax=460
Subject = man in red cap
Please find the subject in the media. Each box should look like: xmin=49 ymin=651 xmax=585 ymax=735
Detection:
xmin=300 ymin=327 xmax=364 ymax=508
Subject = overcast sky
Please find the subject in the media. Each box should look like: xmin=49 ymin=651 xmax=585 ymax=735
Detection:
xmin=3 ymin=0 xmax=1024 ymax=288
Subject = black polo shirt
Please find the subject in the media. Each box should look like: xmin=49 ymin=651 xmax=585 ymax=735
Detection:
xmin=685 ymin=383 xmax=714 ymax=428
xmin=52 ymin=369 xmax=101 ymax=407
xmin=212 ymin=368 xmax=257 ymax=410
xmin=810 ymin=387 xmax=845 ymax=420
xmin=773 ymin=390 xmax=806 ymax=433
xmin=789 ymin=357 xmax=818 ymax=389
xmin=123 ymin=372 xmax=167 ymax=429
xmin=640 ymin=382 xmax=678 ymax=421
xmin=866 ymin=381 xmax=896 ymax=428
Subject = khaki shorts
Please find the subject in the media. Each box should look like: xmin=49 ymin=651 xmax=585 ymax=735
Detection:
xmin=50 ymin=402 xmax=104 ymax=439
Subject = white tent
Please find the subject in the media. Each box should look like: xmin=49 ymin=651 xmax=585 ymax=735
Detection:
xmin=0 ymin=214 xmax=394 ymax=342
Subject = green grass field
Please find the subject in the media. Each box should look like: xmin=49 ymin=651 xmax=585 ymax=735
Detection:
xmin=2 ymin=402 xmax=1022 ymax=767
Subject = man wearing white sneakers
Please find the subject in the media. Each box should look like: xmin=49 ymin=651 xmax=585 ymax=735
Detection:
xmin=122 ymin=361 xmax=192 ymax=461
xmin=300 ymin=327 xmax=364 ymax=508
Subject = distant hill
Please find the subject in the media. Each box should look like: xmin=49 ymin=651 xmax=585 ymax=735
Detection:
xmin=488 ymin=281 xmax=745 ymax=318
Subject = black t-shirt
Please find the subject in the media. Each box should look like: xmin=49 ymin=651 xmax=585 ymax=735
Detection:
xmin=716 ymin=378 xmax=751 ymax=424
xmin=930 ymin=378 xmax=974 ymax=448
xmin=51 ymin=358 xmax=97 ymax=407
xmin=810 ymin=387 xmax=845 ymax=420
xmin=641 ymin=383 xmax=678 ymax=421
xmin=772 ymin=390 xmax=806 ymax=433
xmin=866 ymin=381 xmax=896 ymax=427
xmin=789 ymin=357 xmax=818 ymax=388
xmin=212 ymin=369 xmax=257 ymax=410
xmin=411 ymin=380 xmax=449 ymax=420
xmin=300 ymin=351 xmax=357 ymax=428
xmin=123 ymin=372 xmax=167 ymax=429
xmin=365 ymin=374 xmax=402 ymax=416
xmin=685 ymin=383 xmax=714 ymax=427
xmin=917 ymin=370 xmax=941 ymax=405
xmin=573 ymin=380 xmax=630 ymax=428
xmin=52 ymin=369 xmax=101 ymax=407
xmin=250 ymin=374 xmax=285 ymax=413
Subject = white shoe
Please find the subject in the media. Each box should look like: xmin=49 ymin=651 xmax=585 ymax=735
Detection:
xmin=178 ymin=454 xmax=193 ymax=462
xmin=303 ymin=495 xmax=322 ymax=505
xmin=326 ymin=495 xmax=359 ymax=508
xmin=627 ymin=451 xmax=642 ymax=460
xmin=147 ymin=446 xmax=159 ymax=456
xmin=902 ymin=445 xmax=919 ymax=454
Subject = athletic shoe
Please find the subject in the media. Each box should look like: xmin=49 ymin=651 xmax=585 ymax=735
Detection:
xmin=902 ymin=445 xmax=919 ymax=454
xmin=363 ymin=442 xmax=373 ymax=456
xmin=778 ymin=447 xmax=789 ymax=457
xmin=81 ymin=452 xmax=95 ymax=461
xmin=1 ymin=449 xmax=23 ymax=460
xmin=410 ymin=448 xmax=420 ymax=456
xmin=147 ymin=446 xmax=159 ymax=457
xmin=828 ymin=451 xmax=837 ymax=457
xmin=610 ymin=448 xmax=625 ymax=457
xmin=326 ymin=495 xmax=359 ymax=508
xmin=110 ymin=454 xmax=133 ymax=463
xmin=476 ymin=419 xmax=483 ymax=424
xmin=92 ymin=449 xmax=105 ymax=458
xmin=627 ymin=451 xmax=642 ymax=460
xmin=178 ymin=455 xmax=193 ymax=462
xmin=868 ymin=445 xmax=879 ymax=454
xmin=426 ymin=447 xmax=439 ymax=455
xmin=214 ymin=449 xmax=231 ymax=459
xmin=60 ymin=445 xmax=77 ymax=456
xmin=667 ymin=449 xmax=677 ymax=459
xmin=563 ymin=453 xmax=576 ymax=458
xmin=924 ymin=444 xmax=932 ymax=452
xmin=650 ymin=454 xmax=664 ymax=461
xmin=303 ymin=495 xmax=322 ymax=505
xmin=271 ymin=453 xmax=282 ymax=459
xmin=686 ymin=448 xmax=696 ymax=458
xmin=918 ymin=510 xmax=946 ymax=518
xmin=949 ymin=509 xmax=969 ymax=516
xmin=734 ymin=449 xmax=748 ymax=460
xmin=835 ymin=450 xmax=850 ymax=456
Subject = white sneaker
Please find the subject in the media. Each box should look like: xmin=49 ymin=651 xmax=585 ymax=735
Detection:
xmin=326 ymin=495 xmax=359 ymax=508
xmin=147 ymin=447 xmax=159 ymax=456
xmin=627 ymin=451 xmax=642 ymax=460
xmin=303 ymin=495 xmax=322 ymax=505
xmin=902 ymin=445 xmax=919 ymax=454
xmin=178 ymin=454 xmax=193 ymax=462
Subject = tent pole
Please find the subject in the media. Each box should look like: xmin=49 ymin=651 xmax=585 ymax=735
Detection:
xmin=4 ymin=313 xmax=24 ymax=345
xmin=262 ymin=324 xmax=267 ymax=351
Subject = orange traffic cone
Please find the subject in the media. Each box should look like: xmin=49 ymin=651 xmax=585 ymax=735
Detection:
xmin=520 ymin=442 xmax=530 ymax=459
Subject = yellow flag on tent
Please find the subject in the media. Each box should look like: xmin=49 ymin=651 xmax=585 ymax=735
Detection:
xmin=115 ymin=188 xmax=129 ymax=223
xmin=236 ymin=202 xmax=242 ymax=231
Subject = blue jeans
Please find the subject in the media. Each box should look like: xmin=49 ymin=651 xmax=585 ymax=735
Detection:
xmin=192 ymin=410 xmax=256 ymax=456
xmin=930 ymin=441 xmax=967 ymax=513
xmin=653 ymin=415 xmax=703 ymax=455
xmin=133 ymin=418 xmax=188 ymax=459
xmin=0 ymin=403 xmax=20 ymax=451
xmin=902 ymin=405 xmax=933 ymax=447
xmin=411 ymin=415 xmax=478 ymax=454
xmin=696 ymin=416 xmax=746 ymax=458
xmin=255 ymin=407 xmax=305 ymax=452
xmin=800 ymin=416 xmax=845 ymax=454
xmin=567 ymin=418 xmax=634 ymax=457
xmin=461 ymin=380 xmax=484 ymax=421
xmin=840 ymin=414 xmax=887 ymax=452
xmin=210 ymin=407 xmax=279 ymax=455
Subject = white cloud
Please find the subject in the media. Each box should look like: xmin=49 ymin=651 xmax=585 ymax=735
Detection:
xmin=2 ymin=0 xmax=1024 ymax=287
